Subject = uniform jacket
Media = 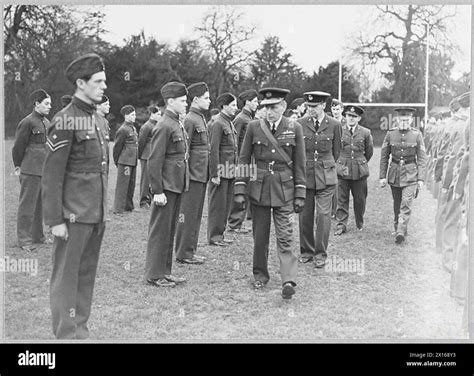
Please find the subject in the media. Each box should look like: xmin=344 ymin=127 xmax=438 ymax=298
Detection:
xmin=138 ymin=119 xmax=158 ymax=160
xmin=113 ymin=122 xmax=138 ymax=166
xmin=233 ymin=108 xmax=253 ymax=154
xmin=12 ymin=110 xmax=50 ymax=176
xmin=209 ymin=112 xmax=238 ymax=179
xmin=380 ymin=127 xmax=427 ymax=188
xmin=441 ymin=115 xmax=468 ymax=190
xmin=433 ymin=120 xmax=453 ymax=182
xmin=297 ymin=114 xmax=341 ymax=189
xmin=184 ymin=107 xmax=209 ymax=183
xmin=235 ymin=116 xmax=306 ymax=207
xmin=148 ymin=109 xmax=189 ymax=195
xmin=42 ymin=96 xmax=109 ymax=226
xmin=337 ymin=124 xmax=374 ymax=180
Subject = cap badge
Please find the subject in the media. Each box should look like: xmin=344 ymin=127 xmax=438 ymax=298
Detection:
xmin=266 ymin=92 xmax=272 ymax=98
xmin=308 ymin=95 xmax=313 ymax=101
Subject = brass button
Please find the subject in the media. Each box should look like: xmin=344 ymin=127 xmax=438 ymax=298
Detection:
xmin=271 ymin=149 xmax=275 ymax=153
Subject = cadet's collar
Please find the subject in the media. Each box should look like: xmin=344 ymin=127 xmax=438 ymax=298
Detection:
xmin=32 ymin=109 xmax=45 ymax=119
xmin=242 ymin=108 xmax=253 ymax=118
xmin=189 ymin=106 xmax=204 ymax=116
xmin=72 ymin=95 xmax=96 ymax=115
xmin=219 ymin=111 xmax=233 ymax=123
xmin=164 ymin=109 xmax=180 ymax=122
xmin=124 ymin=121 xmax=134 ymax=127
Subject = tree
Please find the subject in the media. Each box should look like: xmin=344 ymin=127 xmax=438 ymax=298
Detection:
xmin=196 ymin=6 xmax=256 ymax=97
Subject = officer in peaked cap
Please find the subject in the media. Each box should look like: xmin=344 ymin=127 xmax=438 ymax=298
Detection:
xmin=12 ymin=89 xmax=52 ymax=251
xmin=380 ymin=106 xmax=426 ymax=244
xmin=297 ymin=91 xmax=341 ymax=268
xmin=334 ymin=105 xmax=373 ymax=236
xmin=42 ymin=53 xmax=108 ymax=339
xmin=145 ymin=81 xmax=190 ymax=287
xmin=234 ymin=87 xmax=306 ymax=299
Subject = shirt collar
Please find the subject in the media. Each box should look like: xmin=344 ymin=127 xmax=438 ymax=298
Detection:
xmin=72 ymin=95 xmax=96 ymax=115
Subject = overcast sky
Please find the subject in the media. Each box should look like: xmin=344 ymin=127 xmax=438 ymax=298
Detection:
xmin=101 ymin=5 xmax=471 ymax=79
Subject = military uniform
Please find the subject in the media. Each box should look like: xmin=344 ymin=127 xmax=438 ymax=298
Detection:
xmin=138 ymin=119 xmax=157 ymax=207
xmin=207 ymin=111 xmax=238 ymax=244
xmin=175 ymin=106 xmax=209 ymax=261
xmin=12 ymin=109 xmax=50 ymax=247
xmin=113 ymin=121 xmax=138 ymax=213
xmin=228 ymin=107 xmax=254 ymax=231
xmin=298 ymin=112 xmax=341 ymax=262
xmin=235 ymin=112 xmax=306 ymax=288
xmin=335 ymin=107 xmax=373 ymax=233
xmin=145 ymin=108 xmax=189 ymax=280
xmin=43 ymin=94 xmax=109 ymax=339
xmin=380 ymin=123 xmax=427 ymax=241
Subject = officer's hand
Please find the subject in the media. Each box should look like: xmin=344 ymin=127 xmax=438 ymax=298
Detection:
xmin=294 ymin=198 xmax=305 ymax=213
xmin=153 ymin=193 xmax=167 ymax=206
xmin=51 ymin=223 xmax=68 ymax=241
xmin=417 ymin=180 xmax=424 ymax=190
xmin=14 ymin=166 xmax=21 ymax=176
xmin=234 ymin=194 xmax=246 ymax=210
xmin=211 ymin=177 xmax=221 ymax=186
xmin=379 ymin=178 xmax=387 ymax=188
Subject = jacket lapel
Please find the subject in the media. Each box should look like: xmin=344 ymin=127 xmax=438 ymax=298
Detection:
xmin=273 ymin=116 xmax=288 ymax=139
xmin=317 ymin=115 xmax=330 ymax=133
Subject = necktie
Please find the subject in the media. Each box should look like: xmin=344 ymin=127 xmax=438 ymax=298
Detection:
xmin=350 ymin=127 xmax=354 ymax=136
xmin=271 ymin=123 xmax=276 ymax=134
xmin=315 ymin=119 xmax=319 ymax=132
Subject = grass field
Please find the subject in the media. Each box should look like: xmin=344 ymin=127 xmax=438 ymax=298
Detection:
xmin=3 ymin=140 xmax=467 ymax=341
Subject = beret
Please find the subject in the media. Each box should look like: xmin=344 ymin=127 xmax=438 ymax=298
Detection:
xmin=216 ymin=92 xmax=236 ymax=108
xmin=210 ymin=108 xmax=220 ymax=116
xmin=148 ymin=105 xmax=160 ymax=114
xmin=30 ymin=89 xmax=50 ymax=104
xmin=98 ymin=95 xmax=109 ymax=104
xmin=290 ymin=98 xmax=305 ymax=109
xmin=161 ymin=81 xmax=187 ymax=100
xmin=65 ymin=53 xmax=105 ymax=84
xmin=331 ymin=98 xmax=343 ymax=107
xmin=120 ymin=105 xmax=135 ymax=116
xmin=187 ymin=82 xmax=209 ymax=100
xmin=239 ymin=89 xmax=258 ymax=103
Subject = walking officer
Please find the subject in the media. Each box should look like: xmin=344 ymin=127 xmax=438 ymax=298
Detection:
xmin=207 ymin=92 xmax=238 ymax=246
xmin=138 ymin=105 xmax=161 ymax=208
xmin=379 ymin=107 xmax=427 ymax=244
xmin=330 ymin=98 xmax=345 ymax=217
xmin=228 ymin=89 xmax=259 ymax=234
xmin=335 ymin=105 xmax=374 ymax=235
xmin=175 ymin=82 xmax=211 ymax=264
xmin=12 ymin=89 xmax=51 ymax=251
xmin=234 ymin=87 xmax=306 ymax=299
xmin=297 ymin=91 xmax=341 ymax=267
xmin=42 ymin=53 xmax=109 ymax=339
xmin=113 ymin=105 xmax=138 ymax=214
xmin=145 ymin=82 xmax=189 ymax=287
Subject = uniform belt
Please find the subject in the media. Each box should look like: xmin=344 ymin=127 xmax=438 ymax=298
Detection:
xmin=307 ymin=151 xmax=332 ymax=161
xmin=392 ymin=158 xmax=416 ymax=165
xmin=67 ymin=161 xmax=108 ymax=173
xmin=27 ymin=143 xmax=46 ymax=149
xmin=256 ymin=160 xmax=289 ymax=172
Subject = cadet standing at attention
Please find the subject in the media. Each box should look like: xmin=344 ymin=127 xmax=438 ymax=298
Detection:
xmin=145 ymin=82 xmax=189 ymax=287
xmin=379 ymin=107 xmax=427 ymax=244
xmin=330 ymin=98 xmax=345 ymax=218
xmin=297 ymin=91 xmax=341 ymax=267
xmin=334 ymin=105 xmax=374 ymax=235
xmin=175 ymin=82 xmax=211 ymax=265
xmin=42 ymin=53 xmax=109 ymax=339
xmin=12 ymin=89 xmax=51 ymax=251
xmin=207 ymin=93 xmax=238 ymax=246
xmin=96 ymin=95 xmax=111 ymax=141
xmin=234 ymin=87 xmax=306 ymax=299
xmin=227 ymin=89 xmax=259 ymax=234
xmin=113 ymin=105 xmax=138 ymax=214
xmin=138 ymin=105 xmax=161 ymax=208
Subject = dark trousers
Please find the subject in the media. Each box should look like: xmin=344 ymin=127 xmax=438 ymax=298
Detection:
xmin=228 ymin=194 xmax=249 ymax=230
xmin=391 ymin=184 xmax=417 ymax=236
xmin=139 ymin=159 xmax=152 ymax=207
xmin=175 ymin=180 xmax=207 ymax=260
xmin=299 ymin=185 xmax=335 ymax=260
xmin=335 ymin=177 xmax=368 ymax=230
xmin=251 ymin=203 xmax=297 ymax=285
xmin=113 ymin=164 xmax=136 ymax=213
xmin=207 ymin=178 xmax=234 ymax=243
xmin=50 ymin=221 xmax=105 ymax=339
xmin=145 ymin=191 xmax=182 ymax=279
xmin=331 ymin=181 xmax=338 ymax=216
xmin=17 ymin=173 xmax=44 ymax=246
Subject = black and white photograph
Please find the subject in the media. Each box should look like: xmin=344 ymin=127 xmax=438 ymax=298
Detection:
xmin=1 ymin=2 xmax=472 ymax=347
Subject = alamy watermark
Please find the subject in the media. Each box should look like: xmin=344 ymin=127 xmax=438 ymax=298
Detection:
xmin=325 ymin=256 xmax=365 ymax=276
xmin=54 ymin=114 xmax=96 ymax=131
xmin=217 ymin=162 xmax=257 ymax=180
xmin=380 ymin=115 xmax=424 ymax=131
xmin=0 ymin=256 xmax=38 ymax=276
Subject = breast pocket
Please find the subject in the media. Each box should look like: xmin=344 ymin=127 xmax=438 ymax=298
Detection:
xmin=303 ymin=134 xmax=313 ymax=151
xmin=195 ymin=126 xmax=207 ymax=145
xmin=252 ymin=138 xmax=269 ymax=158
xmin=405 ymin=143 xmax=417 ymax=156
xmin=278 ymin=137 xmax=295 ymax=156
xmin=171 ymin=130 xmax=186 ymax=153
xmin=316 ymin=133 xmax=333 ymax=152
xmin=75 ymin=131 xmax=100 ymax=158
xmin=31 ymin=126 xmax=45 ymax=143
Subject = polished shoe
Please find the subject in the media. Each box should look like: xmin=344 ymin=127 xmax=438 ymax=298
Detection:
xmin=20 ymin=244 xmax=36 ymax=252
xmin=147 ymin=278 xmax=176 ymax=287
xmin=210 ymin=241 xmax=228 ymax=247
xmin=176 ymin=256 xmax=204 ymax=265
xmin=314 ymin=258 xmax=326 ymax=269
xmin=334 ymin=228 xmax=345 ymax=236
xmin=228 ymin=227 xmax=250 ymax=234
xmin=298 ymin=256 xmax=314 ymax=264
xmin=222 ymin=238 xmax=234 ymax=244
xmin=282 ymin=282 xmax=295 ymax=299
xmin=194 ymin=255 xmax=207 ymax=261
xmin=395 ymin=233 xmax=405 ymax=244
xmin=164 ymin=274 xmax=187 ymax=284
xmin=357 ymin=226 xmax=363 ymax=231
xmin=252 ymin=280 xmax=265 ymax=290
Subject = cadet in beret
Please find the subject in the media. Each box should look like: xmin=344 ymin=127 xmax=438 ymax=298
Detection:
xmin=175 ymin=82 xmax=211 ymax=264
xmin=113 ymin=105 xmax=138 ymax=214
xmin=335 ymin=105 xmax=373 ymax=235
xmin=227 ymin=89 xmax=259 ymax=234
xmin=145 ymin=82 xmax=190 ymax=287
xmin=207 ymin=92 xmax=239 ymax=246
xmin=290 ymin=97 xmax=306 ymax=118
xmin=380 ymin=107 xmax=426 ymax=244
xmin=234 ymin=87 xmax=306 ymax=299
xmin=42 ymin=53 xmax=109 ymax=339
xmin=12 ymin=89 xmax=52 ymax=251
xmin=96 ymin=95 xmax=111 ymax=140
xmin=138 ymin=105 xmax=161 ymax=208
xmin=297 ymin=91 xmax=341 ymax=267
xmin=60 ymin=95 xmax=73 ymax=108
